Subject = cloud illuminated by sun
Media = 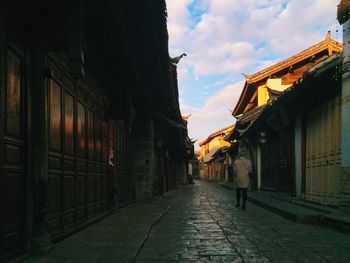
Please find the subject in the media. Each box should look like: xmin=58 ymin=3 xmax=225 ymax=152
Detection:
xmin=166 ymin=0 xmax=341 ymax=146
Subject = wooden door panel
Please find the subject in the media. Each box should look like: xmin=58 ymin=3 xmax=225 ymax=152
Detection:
xmin=49 ymin=79 xmax=62 ymax=152
xmin=63 ymin=175 xmax=74 ymax=209
xmin=5 ymin=50 xmax=21 ymax=137
xmin=64 ymin=92 xmax=74 ymax=155
xmin=306 ymin=95 xmax=341 ymax=205
xmin=76 ymin=176 xmax=86 ymax=205
xmin=63 ymin=159 xmax=74 ymax=170
xmin=48 ymin=156 xmax=61 ymax=170
xmin=47 ymin=173 xmax=61 ymax=237
xmin=261 ymin=136 xmax=274 ymax=190
xmin=1 ymin=45 xmax=26 ymax=260
xmin=46 ymin=57 xmax=110 ymax=238
xmin=77 ymin=102 xmax=86 ymax=157
xmin=261 ymin=128 xmax=294 ymax=192
xmin=2 ymin=172 xmax=25 ymax=226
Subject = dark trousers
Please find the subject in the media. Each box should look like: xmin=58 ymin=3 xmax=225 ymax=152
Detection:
xmin=236 ymin=188 xmax=247 ymax=206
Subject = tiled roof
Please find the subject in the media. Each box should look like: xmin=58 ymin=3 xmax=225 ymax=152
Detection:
xmin=236 ymin=105 xmax=265 ymax=124
xmin=198 ymin=124 xmax=235 ymax=146
xmin=243 ymin=32 xmax=342 ymax=84
xmin=242 ymin=53 xmax=341 ymax=137
xmin=232 ymin=33 xmax=342 ymax=116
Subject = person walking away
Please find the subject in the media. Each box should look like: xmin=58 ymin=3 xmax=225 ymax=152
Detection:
xmin=233 ymin=150 xmax=252 ymax=210
xmin=187 ymin=162 xmax=194 ymax=184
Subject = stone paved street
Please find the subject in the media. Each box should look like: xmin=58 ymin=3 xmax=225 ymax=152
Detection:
xmin=136 ymin=181 xmax=350 ymax=263
xmin=24 ymin=180 xmax=350 ymax=263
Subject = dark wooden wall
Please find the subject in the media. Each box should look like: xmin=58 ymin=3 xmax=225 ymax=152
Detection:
xmin=46 ymin=56 xmax=110 ymax=240
xmin=0 ymin=36 xmax=27 ymax=261
xmin=261 ymin=127 xmax=295 ymax=192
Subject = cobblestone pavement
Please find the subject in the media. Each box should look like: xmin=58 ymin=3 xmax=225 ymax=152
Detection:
xmin=136 ymin=180 xmax=350 ymax=263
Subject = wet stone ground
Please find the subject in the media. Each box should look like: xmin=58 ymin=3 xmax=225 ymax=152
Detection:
xmin=136 ymin=181 xmax=350 ymax=263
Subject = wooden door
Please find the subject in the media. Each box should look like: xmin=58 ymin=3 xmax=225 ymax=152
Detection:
xmin=47 ymin=58 xmax=110 ymax=239
xmin=261 ymin=128 xmax=294 ymax=192
xmin=0 ymin=43 xmax=27 ymax=260
xmin=261 ymin=135 xmax=274 ymax=190
xmin=306 ymin=94 xmax=341 ymax=206
xmin=278 ymin=127 xmax=294 ymax=192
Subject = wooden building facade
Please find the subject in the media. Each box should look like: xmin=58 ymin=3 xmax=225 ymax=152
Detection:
xmin=229 ymin=33 xmax=342 ymax=195
xmin=305 ymin=93 xmax=342 ymax=205
xmin=0 ymin=0 xmax=188 ymax=261
xmin=241 ymin=53 xmax=343 ymax=206
xmin=198 ymin=125 xmax=234 ymax=181
xmin=46 ymin=55 xmax=111 ymax=240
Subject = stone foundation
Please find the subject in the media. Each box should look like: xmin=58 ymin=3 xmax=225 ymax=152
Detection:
xmin=340 ymin=167 xmax=350 ymax=214
xmin=132 ymin=118 xmax=155 ymax=202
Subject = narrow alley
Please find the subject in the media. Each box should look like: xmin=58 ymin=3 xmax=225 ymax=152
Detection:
xmin=26 ymin=181 xmax=350 ymax=263
xmin=2 ymin=2 xmax=350 ymax=262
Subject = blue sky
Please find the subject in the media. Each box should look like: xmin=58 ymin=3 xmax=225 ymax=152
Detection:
xmin=165 ymin=0 xmax=341 ymax=147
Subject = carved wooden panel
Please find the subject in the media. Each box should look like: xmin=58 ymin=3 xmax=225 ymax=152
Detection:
xmin=0 ymin=46 xmax=26 ymax=260
xmin=47 ymin=57 xmax=111 ymax=239
xmin=95 ymin=117 xmax=102 ymax=161
xmin=5 ymin=50 xmax=21 ymax=137
xmin=87 ymin=109 xmax=94 ymax=160
xmin=64 ymin=92 xmax=74 ymax=155
xmin=49 ymin=79 xmax=61 ymax=151
xmin=77 ymin=102 xmax=86 ymax=157
xmin=102 ymin=122 xmax=108 ymax=163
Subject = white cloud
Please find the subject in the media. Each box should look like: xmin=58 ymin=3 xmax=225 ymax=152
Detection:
xmin=166 ymin=0 xmax=341 ymax=147
xmin=182 ymin=82 xmax=244 ymax=145
xmin=191 ymin=41 xmax=256 ymax=75
xmin=166 ymin=0 xmax=193 ymax=40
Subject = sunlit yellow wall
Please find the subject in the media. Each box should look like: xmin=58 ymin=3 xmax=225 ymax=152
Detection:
xmin=220 ymin=138 xmax=230 ymax=148
xmin=257 ymin=85 xmax=268 ymax=106
xmin=199 ymin=135 xmax=231 ymax=158
xmin=256 ymin=79 xmax=292 ymax=108
xmin=208 ymin=137 xmax=221 ymax=151
xmin=200 ymin=146 xmax=206 ymax=159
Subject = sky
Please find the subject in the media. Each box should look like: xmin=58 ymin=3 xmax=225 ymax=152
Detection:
xmin=165 ymin=0 xmax=341 ymax=148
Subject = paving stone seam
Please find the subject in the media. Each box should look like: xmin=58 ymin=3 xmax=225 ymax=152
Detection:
xmin=132 ymin=198 xmax=179 ymax=263
xmin=201 ymin=197 xmax=248 ymax=262
xmin=208 ymin=194 xmax=274 ymax=262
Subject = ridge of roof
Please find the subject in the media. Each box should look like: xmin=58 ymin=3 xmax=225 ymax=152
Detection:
xmin=236 ymin=105 xmax=265 ymax=124
xmin=243 ymin=34 xmax=342 ymax=84
xmin=232 ymin=33 xmax=342 ymax=116
xmin=242 ymin=53 xmax=341 ymax=137
xmin=198 ymin=124 xmax=235 ymax=146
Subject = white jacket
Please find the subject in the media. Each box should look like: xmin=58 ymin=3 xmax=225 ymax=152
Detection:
xmin=233 ymin=156 xmax=252 ymax=188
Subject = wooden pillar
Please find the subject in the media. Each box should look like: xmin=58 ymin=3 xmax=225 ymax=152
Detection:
xmin=256 ymin=144 xmax=262 ymax=190
xmin=339 ymin=12 xmax=350 ymax=212
xmin=30 ymin=50 xmax=52 ymax=253
xmin=294 ymin=116 xmax=303 ymax=198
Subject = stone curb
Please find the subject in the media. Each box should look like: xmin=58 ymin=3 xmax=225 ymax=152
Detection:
xmin=220 ymin=183 xmax=350 ymax=232
xmin=247 ymin=194 xmax=320 ymax=224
